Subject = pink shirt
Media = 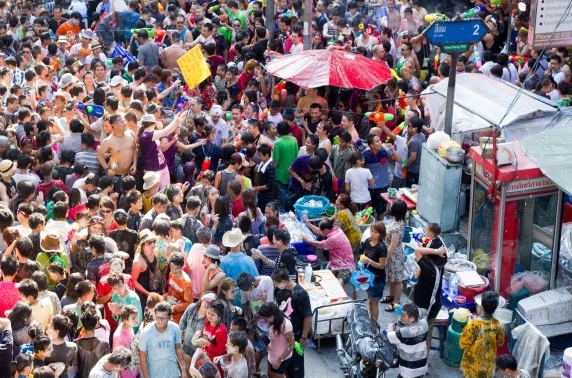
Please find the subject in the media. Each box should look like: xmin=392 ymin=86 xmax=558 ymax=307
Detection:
xmin=188 ymin=244 xmax=207 ymax=299
xmin=315 ymin=227 xmax=356 ymax=272
xmin=267 ymin=318 xmax=293 ymax=366
xmin=0 ymin=281 xmax=20 ymax=317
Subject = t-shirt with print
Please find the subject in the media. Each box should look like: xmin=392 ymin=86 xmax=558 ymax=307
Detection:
xmin=362 ymin=238 xmax=387 ymax=281
xmin=363 ymin=148 xmax=393 ymax=188
xmin=87 ymin=253 xmax=117 ymax=285
xmin=274 ymin=284 xmax=312 ymax=340
xmin=108 ymin=229 xmax=138 ymax=273
xmin=241 ymin=275 xmax=274 ymax=333
xmin=138 ymin=321 xmax=183 ymax=378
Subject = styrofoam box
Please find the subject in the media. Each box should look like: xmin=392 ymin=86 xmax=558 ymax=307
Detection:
xmin=517 ymin=287 xmax=572 ymax=326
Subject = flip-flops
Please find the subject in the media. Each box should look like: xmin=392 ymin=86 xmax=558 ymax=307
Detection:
xmin=380 ymin=296 xmax=394 ymax=304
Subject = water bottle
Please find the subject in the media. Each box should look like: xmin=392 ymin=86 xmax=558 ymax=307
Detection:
xmin=304 ymin=263 xmax=312 ymax=283
xmin=450 ymin=274 xmax=459 ymax=298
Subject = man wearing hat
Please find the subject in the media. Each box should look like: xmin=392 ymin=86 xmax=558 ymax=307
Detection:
xmin=0 ymin=159 xmax=17 ymax=206
xmin=36 ymin=231 xmax=70 ymax=288
xmin=86 ymin=40 xmax=107 ymax=70
xmin=208 ymin=104 xmax=229 ymax=146
xmin=220 ymin=228 xmax=258 ymax=307
xmin=56 ymin=35 xmax=70 ymax=62
xmin=70 ymin=29 xmax=94 ymax=63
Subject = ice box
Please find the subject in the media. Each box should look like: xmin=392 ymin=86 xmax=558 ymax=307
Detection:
xmin=517 ymin=287 xmax=572 ymax=326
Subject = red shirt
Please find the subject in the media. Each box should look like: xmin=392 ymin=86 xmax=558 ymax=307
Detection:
xmin=231 ymin=197 xmax=244 ymax=218
xmin=37 ymin=180 xmax=67 ymax=198
xmin=97 ymin=273 xmax=135 ymax=333
xmin=289 ymin=123 xmax=303 ymax=147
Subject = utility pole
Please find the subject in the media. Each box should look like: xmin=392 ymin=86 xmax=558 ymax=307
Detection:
xmin=265 ymin=0 xmax=275 ymax=40
xmin=303 ymin=0 xmax=312 ymax=50
xmin=444 ymin=52 xmax=457 ymax=136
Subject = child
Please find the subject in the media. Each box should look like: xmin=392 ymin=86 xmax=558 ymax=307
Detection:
xmin=229 ymin=317 xmax=256 ymax=377
xmin=18 ymin=279 xmax=54 ymax=330
xmin=112 ymin=305 xmax=140 ymax=378
xmin=125 ymin=190 xmax=143 ymax=232
xmin=386 ymin=303 xmax=428 ymax=378
xmin=414 ymin=223 xmax=447 ymax=267
xmin=13 ymin=353 xmax=34 ymax=378
xmin=344 ymin=151 xmax=375 ymax=210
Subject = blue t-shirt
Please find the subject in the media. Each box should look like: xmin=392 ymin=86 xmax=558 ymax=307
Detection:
xmin=138 ymin=322 xmax=182 ymax=378
xmin=363 ymin=148 xmax=393 ymax=189
xmin=220 ymin=252 xmax=259 ymax=307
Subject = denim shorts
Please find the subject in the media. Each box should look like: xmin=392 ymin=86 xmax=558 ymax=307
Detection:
xmin=367 ymin=277 xmax=385 ymax=300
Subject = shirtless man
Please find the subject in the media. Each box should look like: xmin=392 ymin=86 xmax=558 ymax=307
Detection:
xmin=160 ymin=31 xmax=187 ymax=70
xmin=97 ymin=114 xmax=137 ymax=179
xmin=385 ymin=0 xmax=401 ymax=36
xmin=294 ymin=88 xmax=329 ymax=119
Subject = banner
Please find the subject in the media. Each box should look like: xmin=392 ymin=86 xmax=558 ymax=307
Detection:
xmin=177 ymin=46 xmax=211 ymax=89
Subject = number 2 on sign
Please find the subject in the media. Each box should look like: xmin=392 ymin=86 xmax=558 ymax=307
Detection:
xmin=473 ymin=24 xmax=480 ymax=36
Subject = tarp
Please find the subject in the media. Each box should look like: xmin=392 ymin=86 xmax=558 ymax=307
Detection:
xmin=422 ymin=74 xmax=572 ymax=142
xmin=522 ymin=129 xmax=572 ymax=194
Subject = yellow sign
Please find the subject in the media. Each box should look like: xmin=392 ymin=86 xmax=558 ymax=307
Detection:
xmin=177 ymin=46 xmax=211 ymax=89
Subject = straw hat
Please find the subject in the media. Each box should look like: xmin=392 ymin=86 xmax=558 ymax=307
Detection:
xmin=90 ymin=40 xmax=103 ymax=51
xmin=58 ymin=73 xmax=78 ymax=88
xmin=203 ymin=245 xmax=221 ymax=260
xmin=40 ymin=231 xmax=63 ymax=253
xmin=140 ymin=114 xmax=156 ymax=123
xmin=56 ymin=35 xmax=70 ymax=46
xmin=142 ymin=171 xmax=160 ymax=190
xmin=139 ymin=229 xmax=157 ymax=245
xmin=0 ymin=159 xmax=16 ymax=177
xmin=222 ymin=228 xmax=246 ymax=248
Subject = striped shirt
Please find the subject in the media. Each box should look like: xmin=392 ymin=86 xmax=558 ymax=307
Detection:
xmin=387 ymin=319 xmax=428 ymax=378
xmin=75 ymin=150 xmax=101 ymax=174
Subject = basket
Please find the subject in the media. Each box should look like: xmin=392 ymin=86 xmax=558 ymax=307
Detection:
xmin=325 ymin=205 xmax=336 ymax=216
xmin=358 ymin=215 xmax=375 ymax=232
xmin=293 ymin=195 xmax=330 ymax=219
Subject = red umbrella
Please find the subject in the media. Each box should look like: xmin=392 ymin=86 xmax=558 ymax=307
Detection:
xmin=265 ymin=49 xmax=392 ymax=90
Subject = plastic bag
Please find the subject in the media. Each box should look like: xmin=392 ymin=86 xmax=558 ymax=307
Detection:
xmin=404 ymin=254 xmax=419 ymax=281
xmin=427 ymin=131 xmax=450 ymax=150
xmin=451 ymin=308 xmax=471 ymax=323
xmin=522 ymin=271 xmax=548 ymax=293
xmin=508 ymin=272 xmax=527 ymax=294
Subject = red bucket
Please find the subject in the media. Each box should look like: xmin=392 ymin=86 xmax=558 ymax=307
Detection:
xmin=458 ymin=276 xmax=489 ymax=302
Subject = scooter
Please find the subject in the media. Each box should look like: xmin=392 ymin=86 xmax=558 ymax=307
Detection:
xmin=336 ymin=302 xmax=399 ymax=378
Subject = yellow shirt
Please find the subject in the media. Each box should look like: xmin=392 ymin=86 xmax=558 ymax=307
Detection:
xmin=459 ymin=316 xmax=505 ymax=378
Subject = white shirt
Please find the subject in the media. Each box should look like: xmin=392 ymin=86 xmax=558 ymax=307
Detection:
xmin=240 ymin=275 xmax=274 ymax=332
xmin=345 ymin=167 xmax=373 ymax=203
xmin=88 ymin=354 xmax=118 ymax=378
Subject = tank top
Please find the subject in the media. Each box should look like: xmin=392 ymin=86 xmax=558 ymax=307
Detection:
xmin=137 ymin=255 xmax=157 ymax=295
xmin=415 ymin=42 xmax=430 ymax=69
xmin=326 ymin=21 xmax=338 ymax=39
xmin=219 ymin=170 xmax=237 ymax=198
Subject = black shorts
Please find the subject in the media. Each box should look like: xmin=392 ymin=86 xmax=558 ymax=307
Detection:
xmin=269 ymin=356 xmax=293 ymax=374
xmin=369 ymin=187 xmax=388 ymax=216
xmin=285 ymin=350 xmax=305 ymax=378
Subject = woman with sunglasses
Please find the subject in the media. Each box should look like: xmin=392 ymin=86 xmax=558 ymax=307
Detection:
xmin=131 ymin=229 xmax=163 ymax=308
xmin=99 ymin=197 xmax=118 ymax=233
xmin=217 ymin=278 xmax=241 ymax=330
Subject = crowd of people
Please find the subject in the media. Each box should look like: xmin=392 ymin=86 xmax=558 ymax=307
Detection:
xmin=0 ymin=0 xmax=565 ymax=377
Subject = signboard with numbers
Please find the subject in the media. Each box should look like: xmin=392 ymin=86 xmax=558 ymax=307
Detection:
xmin=425 ymin=19 xmax=488 ymax=45
xmin=528 ymin=0 xmax=572 ymax=48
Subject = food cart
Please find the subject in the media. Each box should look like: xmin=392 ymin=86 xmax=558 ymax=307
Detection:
xmin=467 ymin=141 xmax=562 ymax=299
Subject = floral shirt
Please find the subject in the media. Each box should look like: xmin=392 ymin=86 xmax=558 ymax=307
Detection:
xmin=459 ymin=316 xmax=505 ymax=378
xmin=155 ymin=236 xmax=169 ymax=276
xmin=335 ymin=209 xmax=362 ymax=248
xmin=315 ymin=227 xmax=356 ymax=272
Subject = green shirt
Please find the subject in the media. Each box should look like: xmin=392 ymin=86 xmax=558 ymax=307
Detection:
xmin=273 ymin=135 xmax=299 ymax=185
xmin=36 ymin=252 xmax=70 ymax=290
xmin=225 ymin=9 xmax=247 ymax=30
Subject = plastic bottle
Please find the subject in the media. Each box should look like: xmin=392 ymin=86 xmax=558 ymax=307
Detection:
xmin=304 ymin=263 xmax=312 ymax=283
xmin=450 ymin=275 xmax=459 ymax=298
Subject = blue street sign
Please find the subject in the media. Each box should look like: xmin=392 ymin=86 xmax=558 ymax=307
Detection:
xmin=425 ymin=19 xmax=489 ymax=45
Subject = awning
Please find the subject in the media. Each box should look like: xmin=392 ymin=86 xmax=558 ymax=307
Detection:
xmin=522 ymin=129 xmax=572 ymax=194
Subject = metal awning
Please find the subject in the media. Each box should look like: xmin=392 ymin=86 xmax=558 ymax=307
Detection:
xmin=522 ymin=129 xmax=572 ymax=194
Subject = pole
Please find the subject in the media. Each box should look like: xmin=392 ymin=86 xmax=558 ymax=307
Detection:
xmin=303 ymin=0 xmax=312 ymax=50
xmin=265 ymin=0 xmax=275 ymax=40
xmin=444 ymin=51 xmax=457 ymax=136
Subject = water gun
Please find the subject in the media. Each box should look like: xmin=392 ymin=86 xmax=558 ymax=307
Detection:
xmin=223 ymin=112 xmax=232 ymax=121
xmin=106 ymin=59 xmax=114 ymax=67
xmin=385 ymin=122 xmax=405 ymax=142
xmin=333 ymin=135 xmax=340 ymax=145
xmin=489 ymin=0 xmax=503 ymax=8
xmin=208 ymin=4 xmax=225 ymax=13
xmin=131 ymin=28 xmax=167 ymax=39
xmin=364 ymin=111 xmax=394 ymax=123
xmin=401 ymin=158 xmax=407 ymax=178
xmin=433 ymin=55 xmax=439 ymax=72
xmin=509 ymin=54 xmax=529 ymax=65
xmin=278 ymin=9 xmax=296 ymax=19
xmin=76 ymin=103 xmax=105 ymax=118
xmin=378 ymin=6 xmax=388 ymax=28
xmin=411 ymin=231 xmax=430 ymax=245
xmin=356 ymin=206 xmax=373 ymax=225
xmin=424 ymin=13 xmax=448 ymax=22
xmin=51 ymin=57 xmax=60 ymax=71
xmin=397 ymin=89 xmax=407 ymax=116
xmin=273 ymin=80 xmax=286 ymax=101
xmin=460 ymin=4 xmax=485 ymax=18
xmin=294 ymin=341 xmax=304 ymax=356
xmin=473 ymin=47 xmax=482 ymax=69
xmin=259 ymin=108 xmax=269 ymax=121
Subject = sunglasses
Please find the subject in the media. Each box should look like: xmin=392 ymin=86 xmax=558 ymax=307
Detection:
xmin=145 ymin=240 xmax=156 ymax=245
xmin=23 ymin=50 xmax=31 ymax=54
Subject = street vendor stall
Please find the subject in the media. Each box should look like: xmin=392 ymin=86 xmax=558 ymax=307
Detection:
xmin=467 ymin=141 xmax=561 ymax=302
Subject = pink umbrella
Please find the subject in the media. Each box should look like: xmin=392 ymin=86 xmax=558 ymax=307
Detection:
xmin=265 ymin=49 xmax=392 ymax=90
